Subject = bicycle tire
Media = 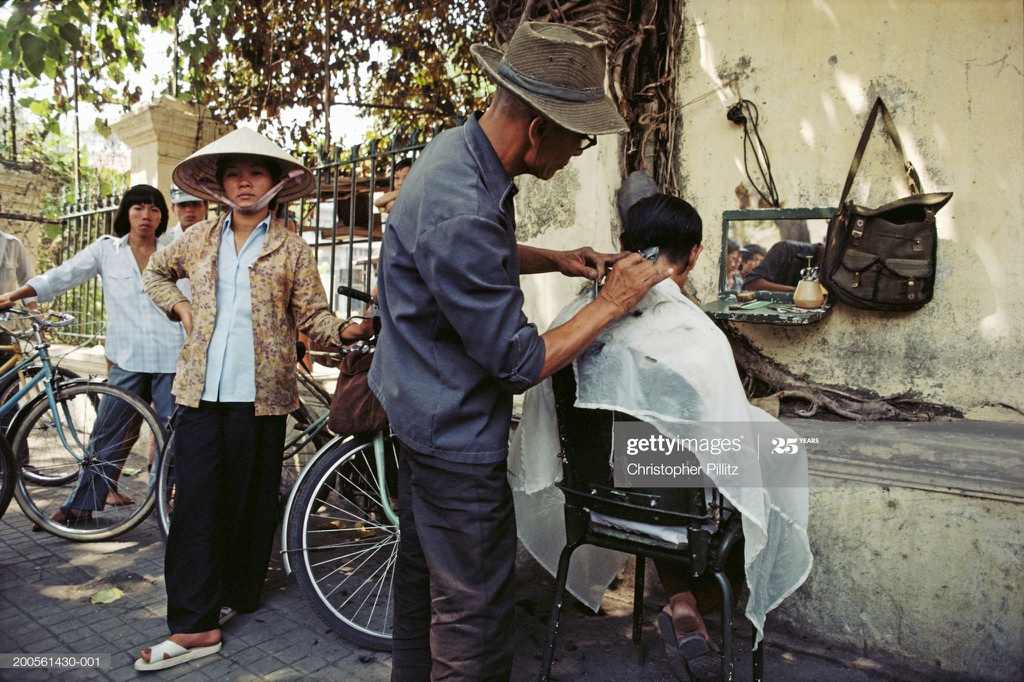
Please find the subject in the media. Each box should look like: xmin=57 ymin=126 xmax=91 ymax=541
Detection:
xmin=155 ymin=425 xmax=176 ymax=540
xmin=3 ymin=367 xmax=91 ymax=486
xmin=12 ymin=382 xmax=164 ymax=541
xmin=286 ymin=434 xmax=399 ymax=650
xmin=0 ymin=432 xmax=13 ymax=519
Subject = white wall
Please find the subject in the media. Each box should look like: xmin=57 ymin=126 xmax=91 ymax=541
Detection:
xmin=674 ymin=0 xmax=1024 ymax=420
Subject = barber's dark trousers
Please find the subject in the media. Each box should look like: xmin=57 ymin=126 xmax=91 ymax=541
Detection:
xmin=391 ymin=440 xmax=516 ymax=682
xmin=164 ymin=401 xmax=286 ymax=633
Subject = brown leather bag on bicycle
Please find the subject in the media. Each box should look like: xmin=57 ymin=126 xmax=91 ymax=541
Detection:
xmin=328 ymin=347 xmax=388 ymax=437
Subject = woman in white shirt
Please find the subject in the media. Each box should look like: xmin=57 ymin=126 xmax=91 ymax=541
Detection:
xmin=0 ymin=184 xmax=186 ymax=525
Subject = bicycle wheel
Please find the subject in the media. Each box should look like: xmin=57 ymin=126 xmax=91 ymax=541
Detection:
xmin=3 ymin=367 xmax=90 ymax=486
xmin=155 ymin=426 xmax=176 ymax=540
xmin=286 ymin=434 xmax=399 ymax=650
xmin=12 ymin=382 xmax=164 ymax=541
xmin=0 ymin=433 xmax=13 ymax=519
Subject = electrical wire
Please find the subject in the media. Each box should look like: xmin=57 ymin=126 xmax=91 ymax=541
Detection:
xmin=727 ymin=100 xmax=780 ymax=208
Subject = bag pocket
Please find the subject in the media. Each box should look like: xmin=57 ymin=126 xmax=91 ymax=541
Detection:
xmin=878 ymin=258 xmax=934 ymax=304
xmin=831 ymin=249 xmax=880 ymax=304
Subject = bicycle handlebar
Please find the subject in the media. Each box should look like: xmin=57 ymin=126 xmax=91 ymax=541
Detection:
xmin=0 ymin=307 xmax=76 ymax=329
xmin=337 ymin=285 xmax=373 ymax=304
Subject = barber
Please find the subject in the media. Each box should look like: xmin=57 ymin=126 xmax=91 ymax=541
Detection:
xmin=370 ymin=22 xmax=671 ymax=680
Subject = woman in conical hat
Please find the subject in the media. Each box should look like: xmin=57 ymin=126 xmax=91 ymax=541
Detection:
xmin=137 ymin=128 xmax=371 ymax=671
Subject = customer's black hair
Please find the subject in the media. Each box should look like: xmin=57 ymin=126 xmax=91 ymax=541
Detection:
xmin=621 ymin=194 xmax=703 ymax=269
xmin=112 ymin=184 xmax=169 ymax=238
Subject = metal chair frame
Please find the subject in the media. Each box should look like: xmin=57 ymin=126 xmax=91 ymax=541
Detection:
xmin=539 ymin=366 xmax=764 ymax=681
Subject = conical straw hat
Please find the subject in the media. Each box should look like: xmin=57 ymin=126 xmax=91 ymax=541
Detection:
xmin=172 ymin=127 xmax=315 ymax=204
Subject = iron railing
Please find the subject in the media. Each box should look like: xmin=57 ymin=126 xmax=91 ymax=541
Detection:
xmin=50 ymin=129 xmax=438 ymax=346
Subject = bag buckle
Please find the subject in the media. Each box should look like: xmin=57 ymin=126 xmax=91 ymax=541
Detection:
xmin=852 ymin=271 xmax=861 ymax=288
xmin=907 ymin=278 xmax=916 ymax=300
xmin=906 ymin=162 xmax=920 ymax=194
xmin=852 ymin=218 xmax=865 ymax=241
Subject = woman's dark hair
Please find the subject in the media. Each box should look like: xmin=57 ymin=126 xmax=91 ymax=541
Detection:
xmin=113 ymin=185 xmax=169 ymax=238
xmin=621 ymin=194 xmax=703 ymax=269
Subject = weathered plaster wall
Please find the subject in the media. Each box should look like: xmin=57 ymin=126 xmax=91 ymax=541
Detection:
xmin=520 ymin=4 xmax=1024 ymax=423
xmin=673 ymin=0 xmax=1024 ymax=420
xmin=0 ymin=160 xmax=56 ymax=268
xmin=516 ymin=137 xmax=624 ymax=327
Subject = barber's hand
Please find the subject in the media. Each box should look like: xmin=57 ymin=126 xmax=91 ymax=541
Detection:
xmin=0 ymin=293 xmax=16 ymax=310
xmin=595 ymin=253 xmax=673 ymax=316
xmin=557 ymin=247 xmax=629 ymax=281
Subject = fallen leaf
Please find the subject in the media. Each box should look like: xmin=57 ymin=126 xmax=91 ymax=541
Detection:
xmin=90 ymin=587 xmax=124 ymax=604
xmin=122 ymin=467 xmax=142 ymax=477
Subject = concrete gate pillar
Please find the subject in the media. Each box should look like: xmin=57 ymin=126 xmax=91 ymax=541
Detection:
xmin=0 ymin=159 xmax=57 ymax=268
xmin=110 ymin=96 xmax=232 ymax=227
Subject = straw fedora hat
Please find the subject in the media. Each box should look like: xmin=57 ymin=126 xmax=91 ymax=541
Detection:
xmin=471 ymin=22 xmax=627 ymax=135
xmin=172 ymin=127 xmax=316 ymax=204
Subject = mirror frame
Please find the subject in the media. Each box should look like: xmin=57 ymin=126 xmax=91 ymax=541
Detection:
xmin=703 ymin=207 xmax=836 ymax=325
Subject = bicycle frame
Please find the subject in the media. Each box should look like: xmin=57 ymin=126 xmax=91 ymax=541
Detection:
xmin=0 ymin=314 xmax=90 ymax=459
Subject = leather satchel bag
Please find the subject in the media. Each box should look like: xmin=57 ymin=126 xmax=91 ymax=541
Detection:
xmin=822 ymin=97 xmax=952 ymax=311
xmin=328 ymin=347 xmax=388 ymax=436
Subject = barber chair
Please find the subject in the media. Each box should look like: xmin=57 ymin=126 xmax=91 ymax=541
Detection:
xmin=539 ymin=366 xmax=763 ymax=681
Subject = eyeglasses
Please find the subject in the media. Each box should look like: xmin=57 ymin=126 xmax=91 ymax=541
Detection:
xmin=579 ymin=134 xmax=597 ymax=151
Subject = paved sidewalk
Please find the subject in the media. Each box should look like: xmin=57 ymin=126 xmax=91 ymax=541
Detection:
xmin=1 ymin=505 xmax=891 ymax=681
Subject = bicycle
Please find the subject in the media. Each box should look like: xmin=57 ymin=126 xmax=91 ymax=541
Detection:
xmin=0 ymin=335 xmax=89 ymax=481
xmin=0 ymin=308 xmax=166 ymax=540
xmin=0 ymin=430 xmax=13 ymax=519
xmin=154 ymin=344 xmax=337 ymax=540
xmin=282 ymin=286 xmax=399 ymax=651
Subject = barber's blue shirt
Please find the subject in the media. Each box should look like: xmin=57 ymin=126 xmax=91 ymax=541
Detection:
xmin=202 ymin=213 xmax=269 ymax=402
xmin=369 ymin=113 xmax=546 ymax=463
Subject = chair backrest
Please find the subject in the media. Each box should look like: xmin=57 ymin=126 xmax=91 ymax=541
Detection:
xmin=550 ymin=366 xmax=712 ymax=528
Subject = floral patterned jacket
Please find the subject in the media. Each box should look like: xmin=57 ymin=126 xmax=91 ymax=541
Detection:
xmin=144 ymin=214 xmax=347 ymax=416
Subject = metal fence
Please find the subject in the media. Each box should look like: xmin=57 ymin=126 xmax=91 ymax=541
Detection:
xmin=51 ymin=129 xmax=437 ymax=346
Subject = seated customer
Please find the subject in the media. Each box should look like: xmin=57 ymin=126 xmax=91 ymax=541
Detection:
xmin=510 ymin=194 xmax=812 ymax=681
xmin=743 ymin=240 xmax=823 ymax=291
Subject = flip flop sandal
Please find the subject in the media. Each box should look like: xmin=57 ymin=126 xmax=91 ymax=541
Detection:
xmin=134 ymin=639 xmax=222 ymax=672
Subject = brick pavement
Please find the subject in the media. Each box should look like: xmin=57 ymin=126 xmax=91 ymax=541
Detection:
xmin=0 ymin=506 xmax=889 ymax=681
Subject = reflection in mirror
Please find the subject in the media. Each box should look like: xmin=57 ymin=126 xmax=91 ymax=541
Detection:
xmin=720 ymin=208 xmax=833 ymax=294
xmin=701 ymin=208 xmax=835 ymax=326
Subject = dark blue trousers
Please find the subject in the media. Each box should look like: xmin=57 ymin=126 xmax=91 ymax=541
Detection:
xmin=164 ymin=401 xmax=285 ymax=633
xmin=391 ymin=440 xmax=517 ymax=682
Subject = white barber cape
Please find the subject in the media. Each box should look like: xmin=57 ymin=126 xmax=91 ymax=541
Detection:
xmin=508 ymin=279 xmax=813 ymax=644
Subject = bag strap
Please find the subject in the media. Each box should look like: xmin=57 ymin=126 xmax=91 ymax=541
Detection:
xmin=839 ymin=97 xmax=924 ymax=204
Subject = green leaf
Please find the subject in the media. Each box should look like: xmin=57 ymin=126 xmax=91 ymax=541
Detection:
xmin=58 ymin=23 xmax=82 ymax=50
xmin=28 ymin=99 xmax=52 ymax=117
xmin=90 ymin=587 xmax=124 ymax=604
xmin=19 ymin=33 xmax=48 ymax=78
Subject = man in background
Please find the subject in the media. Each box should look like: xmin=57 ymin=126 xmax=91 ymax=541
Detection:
xmin=164 ymin=185 xmax=209 ymax=241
